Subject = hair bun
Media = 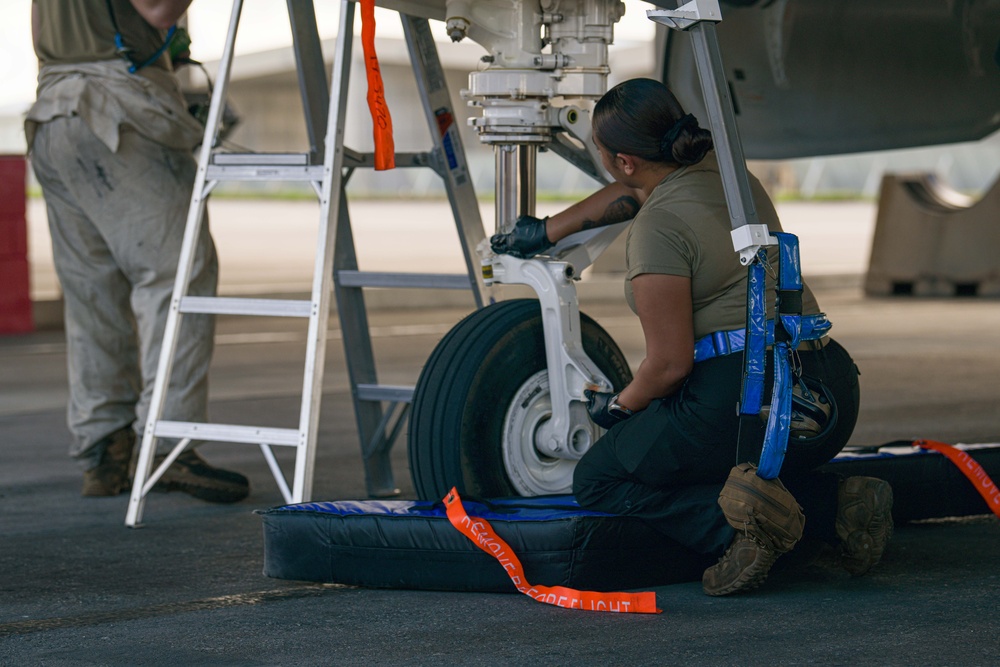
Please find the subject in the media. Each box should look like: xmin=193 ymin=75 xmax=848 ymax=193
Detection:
xmin=659 ymin=114 xmax=697 ymax=156
xmin=593 ymin=78 xmax=712 ymax=166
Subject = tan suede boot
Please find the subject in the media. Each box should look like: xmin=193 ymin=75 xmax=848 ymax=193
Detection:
xmin=702 ymin=533 xmax=779 ymax=596
xmin=81 ymin=428 xmax=136 ymax=497
xmin=152 ymin=450 xmax=250 ymax=504
xmin=836 ymin=476 xmax=894 ymax=576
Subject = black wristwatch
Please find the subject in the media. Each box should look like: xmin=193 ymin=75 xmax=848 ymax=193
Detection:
xmin=607 ymin=394 xmax=635 ymax=420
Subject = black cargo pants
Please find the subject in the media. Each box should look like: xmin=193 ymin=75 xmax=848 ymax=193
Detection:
xmin=573 ymin=338 xmax=860 ymax=557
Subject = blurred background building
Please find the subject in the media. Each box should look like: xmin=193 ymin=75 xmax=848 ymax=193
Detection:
xmin=1 ymin=2 xmax=997 ymax=201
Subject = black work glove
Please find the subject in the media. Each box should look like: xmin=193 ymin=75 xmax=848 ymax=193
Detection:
xmin=584 ymin=390 xmax=632 ymax=430
xmin=490 ymin=215 xmax=553 ymax=259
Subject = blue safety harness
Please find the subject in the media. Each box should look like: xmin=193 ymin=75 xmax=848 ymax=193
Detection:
xmin=692 ymin=232 xmax=831 ymax=479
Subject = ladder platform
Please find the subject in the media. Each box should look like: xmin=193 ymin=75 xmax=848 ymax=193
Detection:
xmin=213 ymin=152 xmax=311 ymax=166
xmin=205 ymin=165 xmax=325 ymax=182
xmin=179 ymin=296 xmax=312 ymax=318
xmin=206 ymin=153 xmax=324 ymax=182
xmin=154 ymin=421 xmax=301 ymax=447
xmin=337 ymin=270 xmax=473 ymax=290
xmin=206 ymin=152 xmax=432 ymax=180
xmin=356 ymin=384 xmax=415 ymax=403
xmin=342 ymin=148 xmax=433 ymax=170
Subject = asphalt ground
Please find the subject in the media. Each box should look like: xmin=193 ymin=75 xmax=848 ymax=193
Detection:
xmin=4 ymin=199 xmax=1000 ymax=665
xmin=2 ymin=281 xmax=1000 ymax=666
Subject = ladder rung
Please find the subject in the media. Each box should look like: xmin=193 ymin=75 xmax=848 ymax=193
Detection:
xmin=154 ymin=421 xmax=301 ymax=446
xmin=337 ymin=271 xmax=474 ymax=290
xmin=343 ymin=149 xmax=432 ymax=170
xmin=179 ymin=296 xmax=312 ymax=318
xmin=356 ymin=384 xmax=415 ymax=403
xmin=205 ymin=164 xmax=325 ymax=182
xmin=213 ymin=153 xmax=310 ymax=166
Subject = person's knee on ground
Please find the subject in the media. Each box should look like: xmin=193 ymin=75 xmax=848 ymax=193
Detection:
xmin=572 ymin=449 xmax=624 ymax=514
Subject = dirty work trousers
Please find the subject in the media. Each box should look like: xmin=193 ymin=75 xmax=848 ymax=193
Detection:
xmin=30 ymin=116 xmax=218 ymax=470
xmin=573 ymin=339 xmax=860 ymax=557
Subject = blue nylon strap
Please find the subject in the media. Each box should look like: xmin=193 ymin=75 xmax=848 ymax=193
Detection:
xmin=758 ymin=341 xmax=793 ymax=479
xmin=739 ymin=252 xmax=768 ymax=417
xmin=757 ymin=232 xmax=804 ymax=480
xmin=774 ymin=232 xmax=803 ymax=348
xmin=774 ymin=232 xmax=802 ymax=291
xmin=692 ymin=314 xmax=831 ymax=363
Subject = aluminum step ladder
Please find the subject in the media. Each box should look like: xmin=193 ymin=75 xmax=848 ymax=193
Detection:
xmin=126 ymin=0 xmax=487 ymax=526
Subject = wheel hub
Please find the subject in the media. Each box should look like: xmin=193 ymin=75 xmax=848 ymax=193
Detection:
xmin=501 ymin=370 xmax=600 ymax=495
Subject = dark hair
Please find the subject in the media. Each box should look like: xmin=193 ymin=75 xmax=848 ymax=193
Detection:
xmin=593 ymin=78 xmax=713 ymax=166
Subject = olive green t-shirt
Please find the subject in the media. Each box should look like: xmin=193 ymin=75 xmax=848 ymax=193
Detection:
xmin=625 ymin=152 xmax=821 ymax=340
xmin=27 ymin=0 xmax=203 ymax=153
xmin=34 ymin=0 xmax=171 ymax=70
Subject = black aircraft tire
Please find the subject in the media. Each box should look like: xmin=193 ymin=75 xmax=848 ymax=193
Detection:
xmin=408 ymin=299 xmax=632 ymax=500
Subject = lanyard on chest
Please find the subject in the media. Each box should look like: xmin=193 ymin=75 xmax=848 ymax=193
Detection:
xmin=105 ymin=0 xmax=178 ymax=73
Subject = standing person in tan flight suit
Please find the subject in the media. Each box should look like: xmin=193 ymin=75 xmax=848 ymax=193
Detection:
xmin=27 ymin=0 xmax=249 ymax=502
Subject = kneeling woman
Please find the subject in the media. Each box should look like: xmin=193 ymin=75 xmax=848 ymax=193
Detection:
xmin=491 ymin=78 xmax=891 ymax=595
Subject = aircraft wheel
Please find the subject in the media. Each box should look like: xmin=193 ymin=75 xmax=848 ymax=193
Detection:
xmin=408 ymin=299 xmax=632 ymax=500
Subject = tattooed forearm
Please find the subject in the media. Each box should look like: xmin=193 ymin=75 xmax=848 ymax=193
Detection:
xmin=579 ymin=196 xmax=640 ymax=230
xmin=561 ymin=186 xmax=643 ymax=235
xmin=602 ymin=196 xmax=641 ymax=225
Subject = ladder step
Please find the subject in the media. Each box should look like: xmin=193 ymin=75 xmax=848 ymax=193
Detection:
xmin=179 ymin=296 xmax=312 ymax=318
xmin=205 ymin=152 xmax=324 ymax=182
xmin=343 ymin=148 xmax=433 ymax=170
xmin=206 ymin=152 xmax=434 ymax=181
xmin=154 ymin=421 xmax=301 ymax=446
xmin=213 ymin=153 xmax=310 ymax=166
xmin=337 ymin=270 xmax=474 ymax=290
xmin=356 ymin=384 xmax=415 ymax=403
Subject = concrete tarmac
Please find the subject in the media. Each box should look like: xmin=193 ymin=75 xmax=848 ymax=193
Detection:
xmin=2 ymin=201 xmax=999 ymax=665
